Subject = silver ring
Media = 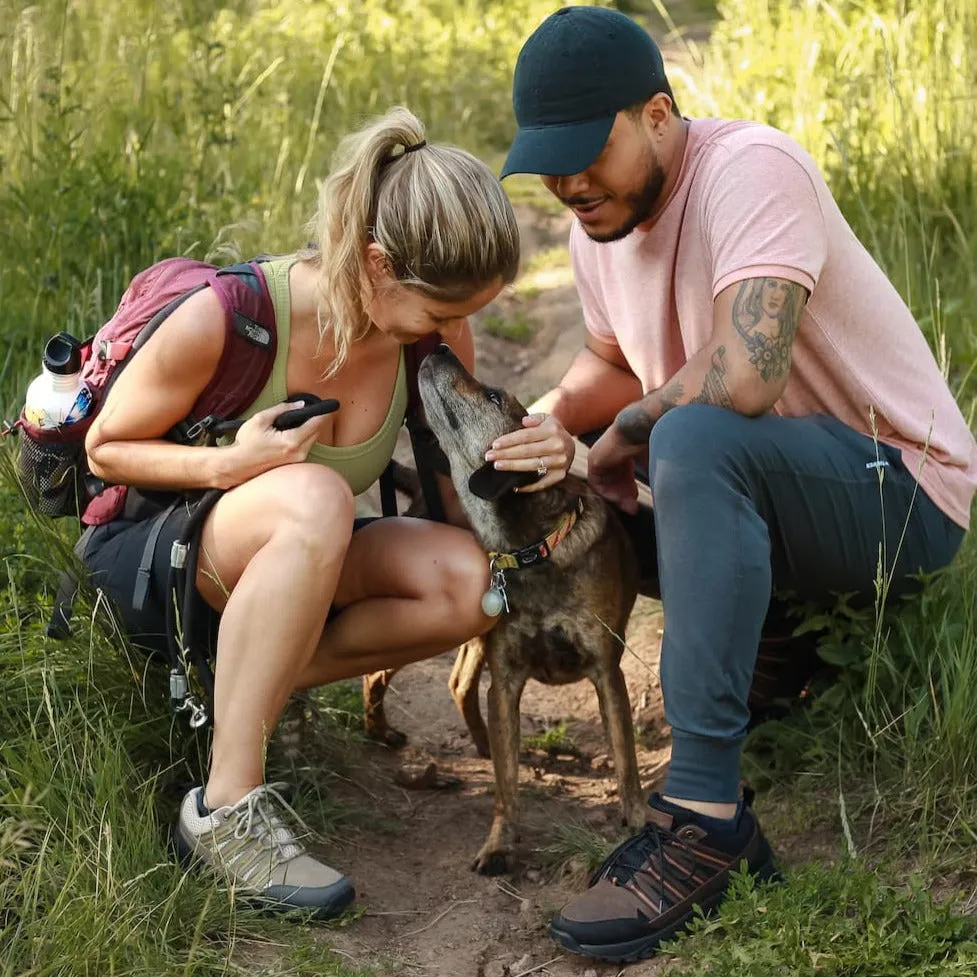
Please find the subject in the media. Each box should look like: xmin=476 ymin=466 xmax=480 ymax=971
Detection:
xmin=536 ymin=458 xmax=548 ymax=477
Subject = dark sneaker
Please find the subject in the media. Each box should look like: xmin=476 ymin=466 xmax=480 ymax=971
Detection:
xmin=174 ymin=783 xmax=355 ymax=919
xmin=549 ymin=793 xmax=778 ymax=962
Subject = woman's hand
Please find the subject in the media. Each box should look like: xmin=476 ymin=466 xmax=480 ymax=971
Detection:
xmin=483 ymin=412 xmax=575 ymax=493
xmin=223 ymin=401 xmax=333 ymax=485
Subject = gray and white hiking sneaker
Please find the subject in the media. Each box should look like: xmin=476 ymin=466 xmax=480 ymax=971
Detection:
xmin=174 ymin=782 xmax=355 ymax=918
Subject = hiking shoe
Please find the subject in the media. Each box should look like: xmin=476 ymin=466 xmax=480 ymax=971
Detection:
xmin=173 ymin=783 xmax=355 ymax=918
xmin=549 ymin=793 xmax=778 ymax=962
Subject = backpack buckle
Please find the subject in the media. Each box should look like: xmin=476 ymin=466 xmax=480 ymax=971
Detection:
xmin=97 ymin=339 xmax=131 ymax=362
xmin=183 ymin=415 xmax=216 ymax=441
xmin=170 ymin=541 xmax=189 ymax=569
xmin=170 ymin=670 xmax=210 ymax=729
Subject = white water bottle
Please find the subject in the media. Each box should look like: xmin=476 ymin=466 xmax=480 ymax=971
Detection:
xmin=24 ymin=333 xmax=90 ymax=430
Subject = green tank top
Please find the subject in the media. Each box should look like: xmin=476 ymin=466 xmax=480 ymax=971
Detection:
xmin=231 ymin=258 xmax=407 ymax=496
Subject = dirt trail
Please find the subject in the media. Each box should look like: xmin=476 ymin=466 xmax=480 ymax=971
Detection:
xmin=322 ymin=609 xmax=671 ymax=977
xmin=318 ymin=20 xmax=722 ymax=970
xmin=321 ymin=202 xmax=675 ymax=977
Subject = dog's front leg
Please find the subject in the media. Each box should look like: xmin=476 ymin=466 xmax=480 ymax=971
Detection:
xmin=592 ymin=661 xmax=648 ymax=829
xmin=472 ymin=645 xmax=527 ymax=875
xmin=362 ymin=668 xmax=407 ymax=748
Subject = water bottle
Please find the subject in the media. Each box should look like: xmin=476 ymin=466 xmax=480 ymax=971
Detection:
xmin=23 ymin=332 xmax=91 ymax=430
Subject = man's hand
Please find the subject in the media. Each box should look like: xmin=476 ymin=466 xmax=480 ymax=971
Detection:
xmin=587 ymin=425 xmax=645 ymax=514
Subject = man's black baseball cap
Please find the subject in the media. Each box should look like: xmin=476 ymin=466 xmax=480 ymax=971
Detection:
xmin=501 ymin=6 xmax=671 ymax=179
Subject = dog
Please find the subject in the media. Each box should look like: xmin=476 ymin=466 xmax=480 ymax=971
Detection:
xmin=394 ymin=343 xmax=646 ymax=874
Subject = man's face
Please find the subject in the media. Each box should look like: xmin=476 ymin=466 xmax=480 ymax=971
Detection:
xmin=541 ymin=109 xmax=666 ymax=243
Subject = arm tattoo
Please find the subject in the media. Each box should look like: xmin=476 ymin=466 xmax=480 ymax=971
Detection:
xmin=689 ymin=346 xmax=734 ymax=409
xmin=616 ymin=380 xmax=684 ymax=445
xmin=616 ymin=402 xmax=656 ymax=445
xmin=659 ymin=379 xmax=684 ymax=413
xmin=731 ymin=277 xmax=805 ymax=382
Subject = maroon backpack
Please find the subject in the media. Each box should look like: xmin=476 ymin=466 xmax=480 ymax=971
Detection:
xmin=13 ymin=257 xmax=280 ymax=525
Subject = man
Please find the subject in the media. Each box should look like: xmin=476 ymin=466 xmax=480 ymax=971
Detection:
xmin=498 ymin=5 xmax=976 ymax=964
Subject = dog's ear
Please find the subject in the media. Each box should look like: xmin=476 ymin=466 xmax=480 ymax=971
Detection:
xmin=468 ymin=463 xmax=537 ymax=501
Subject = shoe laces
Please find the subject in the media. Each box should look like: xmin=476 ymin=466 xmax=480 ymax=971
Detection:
xmin=591 ymin=818 xmax=698 ymax=896
xmin=229 ymin=782 xmax=313 ymax=864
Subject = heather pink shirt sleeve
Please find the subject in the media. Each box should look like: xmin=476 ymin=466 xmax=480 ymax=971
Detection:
xmin=700 ymin=144 xmax=828 ymax=298
xmin=570 ymin=221 xmax=617 ymax=344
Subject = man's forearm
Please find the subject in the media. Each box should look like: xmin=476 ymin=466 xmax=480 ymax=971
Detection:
xmin=614 ymin=343 xmax=746 ymax=445
xmin=530 ymin=347 xmax=643 ymax=436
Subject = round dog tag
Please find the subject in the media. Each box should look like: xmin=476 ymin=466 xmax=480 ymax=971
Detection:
xmin=481 ymin=588 xmax=505 ymax=617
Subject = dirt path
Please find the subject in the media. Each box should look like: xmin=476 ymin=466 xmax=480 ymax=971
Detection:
xmin=324 ymin=18 xmax=720 ymax=964
xmin=320 ymin=201 xmax=677 ymax=976
xmin=322 ymin=604 xmax=670 ymax=977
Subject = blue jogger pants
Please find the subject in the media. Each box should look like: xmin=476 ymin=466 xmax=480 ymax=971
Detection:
xmin=609 ymin=406 xmax=965 ymax=803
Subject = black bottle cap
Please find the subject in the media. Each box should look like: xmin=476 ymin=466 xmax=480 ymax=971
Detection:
xmin=43 ymin=332 xmax=83 ymax=375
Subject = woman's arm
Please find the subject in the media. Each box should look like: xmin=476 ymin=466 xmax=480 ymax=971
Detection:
xmin=86 ymin=287 xmax=329 ymax=492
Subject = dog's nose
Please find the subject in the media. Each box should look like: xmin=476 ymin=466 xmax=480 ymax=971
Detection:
xmin=435 ymin=343 xmax=452 ymax=355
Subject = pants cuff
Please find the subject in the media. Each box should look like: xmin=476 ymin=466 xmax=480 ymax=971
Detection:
xmin=664 ymin=729 xmax=744 ymax=803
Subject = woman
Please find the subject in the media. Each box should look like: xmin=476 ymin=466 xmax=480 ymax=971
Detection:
xmin=82 ymin=106 xmax=575 ymax=917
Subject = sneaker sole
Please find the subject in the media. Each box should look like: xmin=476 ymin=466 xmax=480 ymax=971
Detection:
xmin=171 ymin=824 xmax=356 ymax=921
xmin=549 ymin=856 xmax=780 ymax=964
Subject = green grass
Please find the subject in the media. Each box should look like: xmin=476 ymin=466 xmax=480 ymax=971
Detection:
xmin=2 ymin=0 xmax=977 ymax=971
xmin=667 ymin=861 xmax=977 ymax=975
xmin=522 ymin=720 xmax=576 ymax=755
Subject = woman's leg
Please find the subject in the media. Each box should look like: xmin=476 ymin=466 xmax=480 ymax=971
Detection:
xmin=192 ymin=463 xmax=494 ymax=810
xmin=193 ymin=462 xmax=355 ymax=809
xmin=297 ymin=516 xmax=495 ymax=688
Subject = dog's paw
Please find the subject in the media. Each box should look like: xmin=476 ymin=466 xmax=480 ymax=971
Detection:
xmin=623 ymin=799 xmax=652 ymax=829
xmin=470 ymin=846 xmax=513 ymax=876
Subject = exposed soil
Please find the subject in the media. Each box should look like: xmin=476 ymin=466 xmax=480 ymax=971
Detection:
xmin=303 ymin=20 xmax=732 ymax=973
xmin=319 ymin=600 xmax=671 ymax=977
xmin=315 ymin=200 xmax=672 ymax=976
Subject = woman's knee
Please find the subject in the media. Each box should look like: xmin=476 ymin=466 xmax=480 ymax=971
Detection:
xmin=199 ymin=464 xmax=356 ymax=595
xmin=429 ymin=531 xmax=494 ymax=635
xmin=272 ymin=464 xmax=356 ymax=539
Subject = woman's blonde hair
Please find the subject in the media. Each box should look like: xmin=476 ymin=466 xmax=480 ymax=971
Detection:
xmin=302 ymin=106 xmax=520 ymax=375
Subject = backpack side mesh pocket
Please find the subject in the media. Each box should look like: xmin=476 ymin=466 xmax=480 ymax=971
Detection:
xmin=16 ymin=415 xmax=94 ymax=518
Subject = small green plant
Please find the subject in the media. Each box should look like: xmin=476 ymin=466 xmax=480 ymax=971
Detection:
xmin=537 ymin=817 xmax=618 ymax=875
xmin=522 ymin=720 xmax=575 ymax=754
xmin=480 ymin=310 xmax=538 ymax=344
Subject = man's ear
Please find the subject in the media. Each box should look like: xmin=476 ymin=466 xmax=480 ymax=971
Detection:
xmin=468 ymin=463 xmax=537 ymax=501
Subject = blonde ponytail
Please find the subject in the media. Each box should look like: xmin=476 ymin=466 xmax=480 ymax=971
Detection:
xmin=301 ymin=106 xmax=520 ymax=376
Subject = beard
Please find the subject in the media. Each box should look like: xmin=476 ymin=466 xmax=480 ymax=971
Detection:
xmin=584 ymin=146 xmax=667 ymax=244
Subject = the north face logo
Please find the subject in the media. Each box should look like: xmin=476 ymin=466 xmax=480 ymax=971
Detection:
xmin=233 ymin=312 xmax=271 ymax=348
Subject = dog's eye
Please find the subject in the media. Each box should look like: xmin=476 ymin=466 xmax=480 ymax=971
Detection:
xmin=486 ymin=389 xmax=504 ymax=406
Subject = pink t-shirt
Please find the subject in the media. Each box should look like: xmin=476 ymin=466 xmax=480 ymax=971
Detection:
xmin=572 ymin=118 xmax=977 ymax=529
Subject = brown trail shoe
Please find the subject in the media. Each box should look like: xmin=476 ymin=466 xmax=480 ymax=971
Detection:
xmin=549 ymin=793 xmax=778 ymax=962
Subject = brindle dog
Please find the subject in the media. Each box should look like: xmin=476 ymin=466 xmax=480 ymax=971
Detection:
xmin=380 ymin=343 xmax=645 ymax=874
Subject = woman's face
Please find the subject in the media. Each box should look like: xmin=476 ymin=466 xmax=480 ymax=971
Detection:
xmin=365 ymin=258 xmax=503 ymax=345
xmin=761 ymin=278 xmax=791 ymax=319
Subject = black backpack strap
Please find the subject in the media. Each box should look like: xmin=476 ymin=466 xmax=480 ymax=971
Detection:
xmin=165 ymin=489 xmax=223 ymax=727
xmin=402 ymin=334 xmax=448 ymax=523
xmin=46 ymin=525 xmax=98 ymax=640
